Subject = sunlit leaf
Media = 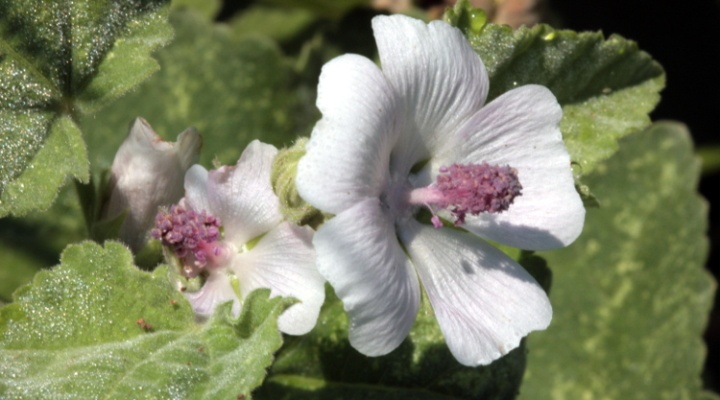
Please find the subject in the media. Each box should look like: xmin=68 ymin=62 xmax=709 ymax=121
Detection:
xmin=521 ymin=122 xmax=716 ymax=399
xmin=0 ymin=0 xmax=172 ymax=216
xmin=0 ymin=241 xmax=292 ymax=399
xmin=447 ymin=2 xmax=665 ymax=175
xmin=82 ymin=9 xmax=317 ymax=172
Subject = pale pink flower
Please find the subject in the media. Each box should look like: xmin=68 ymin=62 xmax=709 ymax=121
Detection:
xmin=154 ymin=141 xmax=325 ymax=335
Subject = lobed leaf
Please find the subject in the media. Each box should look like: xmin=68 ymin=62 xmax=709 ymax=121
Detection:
xmin=230 ymin=5 xmax=318 ymax=45
xmin=520 ymin=122 xmax=716 ymax=399
xmin=170 ymin=0 xmax=221 ymax=20
xmin=0 ymin=183 xmax=87 ymax=302
xmin=448 ymin=2 xmax=665 ymax=175
xmin=0 ymin=0 xmax=173 ymax=216
xmin=82 ymin=9 xmax=317 ymax=173
xmin=0 ymin=241 xmax=292 ymax=399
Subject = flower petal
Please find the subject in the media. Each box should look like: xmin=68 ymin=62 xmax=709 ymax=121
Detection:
xmin=184 ymin=268 xmax=241 ymax=317
xmin=432 ymin=85 xmax=585 ymax=250
xmin=296 ymin=54 xmax=401 ymax=214
xmin=181 ymin=164 xmax=211 ymax=212
xmin=315 ymin=198 xmax=420 ymax=356
xmin=398 ymin=220 xmax=552 ymax=366
xmin=373 ymin=15 xmax=489 ymax=162
xmin=206 ymin=140 xmax=282 ymax=245
xmin=233 ymin=222 xmax=324 ymax=335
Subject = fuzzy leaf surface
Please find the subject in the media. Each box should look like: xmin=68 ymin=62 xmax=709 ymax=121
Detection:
xmin=454 ymin=12 xmax=665 ymax=175
xmin=0 ymin=241 xmax=291 ymax=399
xmin=82 ymin=9 xmax=317 ymax=172
xmin=521 ymin=122 xmax=716 ymax=399
xmin=0 ymin=0 xmax=172 ymax=215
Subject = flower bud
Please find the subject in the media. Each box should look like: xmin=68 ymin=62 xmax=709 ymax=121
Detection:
xmin=271 ymin=138 xmax=323 ymax=227
xmin=102 ymin=118 xmax=202 ymax=252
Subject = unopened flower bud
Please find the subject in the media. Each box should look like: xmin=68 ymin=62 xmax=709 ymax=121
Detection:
xmin=102 ymin=117 xmax=202 ymax=252
xmin=271 ymin=138 xmax=323 ymax=227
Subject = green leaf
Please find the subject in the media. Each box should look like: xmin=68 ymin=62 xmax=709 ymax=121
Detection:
xmin=171 ymin=0 xmax=221 ymax=20
xmin=443 ymin=1 xmax=488 ymax=36
xmin=82 ymin=9 xmax=317 ymax=171
xmin=0 ymin=0 xmax=173 ymax=216
xmin=520 ymin=122 xmax=716 ymax=399
xmin=0 ymin=183 xmax=87 ymax=302
xmin=256 ymin=285 xmax=528 ymax=399
xmin=230 ymin=5 xmax=318 ymax=45
xmin=464 ymin=20 xmax=664 ymax=175
xmin=0 ymin=241 xmax=292 ymax=399
xmin=0 ymin=117 xmax=87 ymax=215
xmin=258 ymin=0 xmax=371 ymax=19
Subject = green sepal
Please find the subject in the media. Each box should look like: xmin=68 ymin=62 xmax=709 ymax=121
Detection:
xmin=271 ymin=138 xmax=324 ymax=228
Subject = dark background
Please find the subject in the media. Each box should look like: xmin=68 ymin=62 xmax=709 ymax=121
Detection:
xmin=548 ymin=0 xmax=720 ymax=390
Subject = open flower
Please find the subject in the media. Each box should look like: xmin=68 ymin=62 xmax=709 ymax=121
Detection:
xmin=296 ymin=15 xmax=585 ymax=365
xmin=154 ymin=140 xmax=325 ymax=335
xmin=103 ymin=118 xmax=201 ymax=252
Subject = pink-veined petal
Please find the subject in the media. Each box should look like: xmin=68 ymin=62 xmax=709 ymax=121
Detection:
xmin=430 ymin=84 xmax=585 ymax=250
xmin=296 ymin=54 xmax=401 ymax=214
xmin=314 ymin=198 xmax=420 ymax=356
xmin=373 ymin=14 xmax=489 ymax=165
xmin=233 ymin=222 xmax=324 ymax=335
xmin=184 ymin=267 xmax=241 ymax=317
xmin=398 ymin=220 xmax=552 ymax=366
xmin=205 ymin=140 xmax=282 ymax=246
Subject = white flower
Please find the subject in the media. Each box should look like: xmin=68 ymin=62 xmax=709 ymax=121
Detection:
xmin=153 ymin=140 xmax=325 ymax=335
xmin=296 ymin=15 xmax=585 ymax=365
xmin=103 ymin=117 xmax=201 ymax=252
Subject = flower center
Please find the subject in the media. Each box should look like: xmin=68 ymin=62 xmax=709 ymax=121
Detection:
xmin=408 ymin=162 xmax=522 ymax=228
xmin=151 ymin=205 xmax=231 ymax=277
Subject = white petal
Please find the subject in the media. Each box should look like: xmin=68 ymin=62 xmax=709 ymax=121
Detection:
xmin=373 ymin=15 xmax=489 ymax=161
xmin=432 ymin=85 xmax=585 ymax=250
xmin=184 ymin=268 xmax=241 ymax=317
xmin=233 ymin=222 xmax=324 ymax=335
xmin=182 ymin=164 xmax=211 ymax=212
xmin=206 ymin=140 xmax=282 ymax=245
xmin=398 ymin=220 xmax=552 ymax=366
xmin=314 ymin=198 xmax=420 ymax=356
xmin=296 ymin=54 xmax=401 ymax=214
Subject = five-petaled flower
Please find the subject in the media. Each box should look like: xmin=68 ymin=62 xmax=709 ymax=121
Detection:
xmin=154 ymin=140 xmax=325 ymax=335
xmin=296 ymin=15 xmax=585 ymax=365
